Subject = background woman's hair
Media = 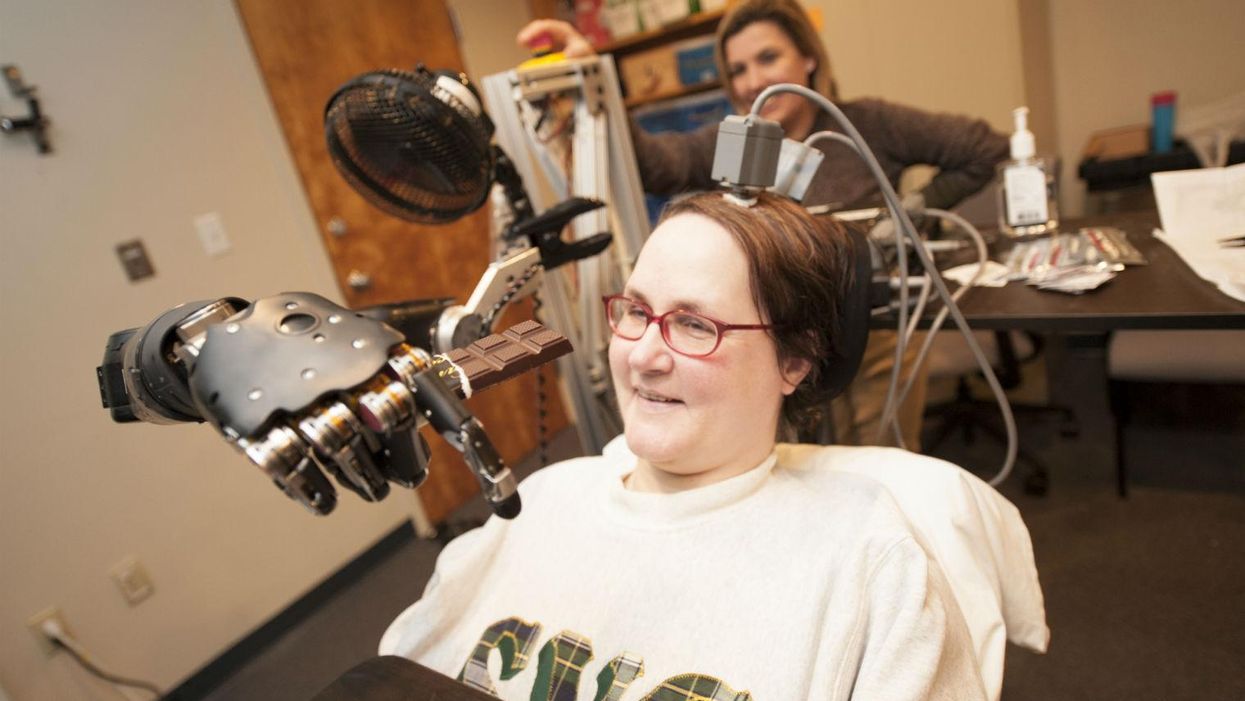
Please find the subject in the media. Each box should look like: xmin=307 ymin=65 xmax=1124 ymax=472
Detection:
xmin=714 ymin=0 xmax=839 ymax=113
xmin=659 ymin=192 xmax=855 ymax=431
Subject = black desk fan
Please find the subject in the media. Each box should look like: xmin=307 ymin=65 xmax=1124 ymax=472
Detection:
xmin=324 ymin=65 xmax=610 ymax=260
xmin=321 ymin=64 xmax=611 ymax=481
xmin=325 ymin=66 xmax=524 ymax=224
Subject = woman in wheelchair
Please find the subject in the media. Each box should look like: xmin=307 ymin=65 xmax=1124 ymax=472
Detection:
xmin=380 ymin=192 xmax=1011 ymax=700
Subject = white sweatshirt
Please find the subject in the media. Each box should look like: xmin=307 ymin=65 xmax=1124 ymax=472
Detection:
xmin=380 ymin=445 xmax=987 ymax=700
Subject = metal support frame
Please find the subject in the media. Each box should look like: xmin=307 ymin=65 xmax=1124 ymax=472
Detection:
xmin=482 ymin=56 xmax=649 ymax=455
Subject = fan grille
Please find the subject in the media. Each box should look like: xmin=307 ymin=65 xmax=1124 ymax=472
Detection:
xmin=325 ymin=69 xmax=494 ymax=224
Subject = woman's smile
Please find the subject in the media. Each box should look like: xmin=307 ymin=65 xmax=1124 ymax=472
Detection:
xmin=633 ymin=387 xmax=683 ymax=410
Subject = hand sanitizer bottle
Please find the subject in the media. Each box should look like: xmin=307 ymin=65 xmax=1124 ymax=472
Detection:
xmin=997 ymin=107 xmax=1059 ymax=238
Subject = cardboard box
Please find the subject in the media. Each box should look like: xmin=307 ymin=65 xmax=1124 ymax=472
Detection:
xmin=601 ymin=1 xmax=641 ymax=40
xmin=1082 ymin=124 xmax=1150 ymax=160
xmin=638 ymin=0 xmax=692 ymax=29
xmin=618 ymin=44 xmax=680 ymax=100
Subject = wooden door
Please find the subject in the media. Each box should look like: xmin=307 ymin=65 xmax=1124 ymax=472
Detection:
xmin=235 ymin=0 xmax=567 ymax=524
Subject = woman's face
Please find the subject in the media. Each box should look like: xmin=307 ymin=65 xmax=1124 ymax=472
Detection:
xmin=724 ymin=20 xmax=818 ymax=136
xmin=609 ymin=213 xmax=807 ymax=492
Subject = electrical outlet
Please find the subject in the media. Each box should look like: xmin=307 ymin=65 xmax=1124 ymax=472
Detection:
xmin=110 ymin=556 xmax=155 ymax=606
xmin=27 ymin=607 xmax=69 ymax=656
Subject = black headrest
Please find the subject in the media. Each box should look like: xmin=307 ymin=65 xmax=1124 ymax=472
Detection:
xmin=819 ymin=221 xmax=873 ymax=400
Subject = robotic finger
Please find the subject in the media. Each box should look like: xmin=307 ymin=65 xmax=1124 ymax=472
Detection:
xmin=503 ymin=196 xmax=613 ymax=271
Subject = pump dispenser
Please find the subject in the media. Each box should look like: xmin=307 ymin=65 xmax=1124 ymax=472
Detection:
xmin=997 ymin=107 xmax=1059 ymax=237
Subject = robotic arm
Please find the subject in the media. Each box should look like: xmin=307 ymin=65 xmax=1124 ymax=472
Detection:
xmin=95 ymin=65 xmax=615 ymax=519
xmin=432 ymin=196 xmax=611 ymax=352
xmin=96 ymin=291 xmax=572 ymax=519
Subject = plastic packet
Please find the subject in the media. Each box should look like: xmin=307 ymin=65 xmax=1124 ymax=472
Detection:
xmin=1001 ymin=232 xmax=1123 ymax=293
xmin=1003 ymin=237 xmax=1052 ymax=281
xmin=1023 ymin=234 xmax=1093 ymax=283
xmin=1080 ymin=226 xmax=1148 ymax=265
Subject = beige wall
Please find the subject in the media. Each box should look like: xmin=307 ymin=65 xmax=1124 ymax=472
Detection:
xmin=815 ymin=0 xmax=1027 ymax=131
xmin=0 ymin=2 xmax=417 ymax=699
xmin=448 ymin=0 xmax=536 ymax=82
xmin=809 ymin=0 xmax=1028 ymax=204
xmin=1046 ymin=0 xmax=1245 ymax=215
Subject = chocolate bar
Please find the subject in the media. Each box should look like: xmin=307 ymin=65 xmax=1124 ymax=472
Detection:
xmin=433 ymin=320 xmax=572 ymax=397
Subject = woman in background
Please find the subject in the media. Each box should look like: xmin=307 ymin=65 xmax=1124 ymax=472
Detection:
xmin=518 ymin=0 xmax=1008 ymax=449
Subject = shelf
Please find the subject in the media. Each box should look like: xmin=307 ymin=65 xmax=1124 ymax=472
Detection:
xmin=595 ymin=8 xmax=727 ymax=57
xmin=1078 ymin=141 xmax=1245 ymax=192
xmin=624 ymin=81 xmax=723 ymax=109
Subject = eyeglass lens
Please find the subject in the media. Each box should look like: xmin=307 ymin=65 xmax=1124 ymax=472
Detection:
xmin=607 ymin=297 xmax=718 ymax=355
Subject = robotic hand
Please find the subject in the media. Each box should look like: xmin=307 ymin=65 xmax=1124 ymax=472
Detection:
xmin=96 ymin=291 xmax=572 ymax=519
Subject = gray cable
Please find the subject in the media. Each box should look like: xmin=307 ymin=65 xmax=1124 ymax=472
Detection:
xmin=806 ymin=126 xmax=911 ymax=441
xmin=891 ymin=273 xmax=932 ymax=449
xmin=895 ymin=208 xmax=1016 ymax=486
xmin=813 ymin=123 xmax=914 ymax=442
xmin=804 ymin=130 xmax=860 ymax=153
xmin=752 ymin=84 xmax=1017 ymax=486
xmin=889 ymin=209 xmax=990 ymax=418
xmin=903 ymin=275 xmax=933 ymax=357
xmin=757 ymin=86 xmax=910 ymax=448
xmin=47 ymin=628 xmax=162 ymax=699
xmin=754 ymin=87 xmax=914 ymax=446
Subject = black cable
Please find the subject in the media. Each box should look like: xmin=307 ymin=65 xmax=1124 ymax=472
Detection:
xmin=50 ymin=634 xmax=162 ymax=698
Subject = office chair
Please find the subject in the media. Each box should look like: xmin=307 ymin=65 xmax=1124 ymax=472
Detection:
xmin=1108 ymin=329 xmax=1245 ymax=496
xmin=923 ymin=329 xmax=1078 ymax=495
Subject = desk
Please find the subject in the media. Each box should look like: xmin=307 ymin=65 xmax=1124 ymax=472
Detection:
xmin=890 ymin=210 xmax=1245 ymax=493
xmin=932 ymin=211 xmax=1245 ymax=332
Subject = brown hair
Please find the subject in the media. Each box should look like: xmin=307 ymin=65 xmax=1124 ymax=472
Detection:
xmin=714 ymin=0 xmax=839 ymax=114
xmin=659 ymin=192 xmax=855 ymax=431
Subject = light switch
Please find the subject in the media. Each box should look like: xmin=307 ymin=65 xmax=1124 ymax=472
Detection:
xmin=195 ymin=212 xmax=231 ymax=257
xmin=110 ymin=556 xmax=155 ymax=606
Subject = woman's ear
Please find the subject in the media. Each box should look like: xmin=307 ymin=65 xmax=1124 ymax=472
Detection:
xmin=779 ymin=355 xmax=813 ymax=396
xmin=804 ymin=57 xmax=816 ymax=80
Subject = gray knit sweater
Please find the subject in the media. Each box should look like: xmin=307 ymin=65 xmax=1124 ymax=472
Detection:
xmin=630 ymin=97 xmax=1008 ymax=211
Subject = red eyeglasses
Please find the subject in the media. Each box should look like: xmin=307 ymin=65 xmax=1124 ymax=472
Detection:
xmin=602 ymin=294 xmax=773 ymax=358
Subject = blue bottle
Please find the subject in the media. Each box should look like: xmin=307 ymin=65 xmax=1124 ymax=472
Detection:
xmin=1151 ymin=91 xmax=1176 ymax=153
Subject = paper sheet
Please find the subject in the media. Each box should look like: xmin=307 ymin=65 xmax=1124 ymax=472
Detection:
xmin=1151 ymin=163 xmax=1245 ymax=303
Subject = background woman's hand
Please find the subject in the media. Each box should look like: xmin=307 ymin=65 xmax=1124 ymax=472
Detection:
xmin=516 ymin=19 xmax=597 ymax=59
